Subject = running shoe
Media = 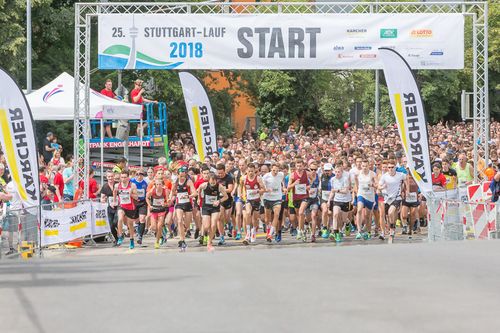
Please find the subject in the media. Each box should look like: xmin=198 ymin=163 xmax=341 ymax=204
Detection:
xmin=345 ymin=224 xmax=351 ymax=236
xmin=321 ymin=227 xmax=329 ymax=239
xmin=408 ymin=230 xmax=413 ymax=240
xmin=296 ymin=229 xmax=302 ymax=240
xmin=243 ymin=236 xmax=250 ymax=246
xmin=186 ymin=230 xmax=192 ymax=238
xmin=5 ymin=248 xmax=17 ymax=256
xmin=363 ymin=232 xmax=371 ymax=240
xmin=218 ymin=236 xmax=226 ymax=246
xmin=311 ymin=234 xmax=316 ymax=243
xmin=266 ymin=234 xmax=272 ymax=243
xmin=350 ymin=223 xmax=357 ymax=234
xmin=329 ymin=232 xmax=335 ymax=241
xmin=232 ymin=230 xmax=237 ymax=238
xmin=194 ymin=229 xmax=200 ymax=240
xmin=235 ymin=232 xmax=241 ymax=240
xmin=154 ymin=241 xmax=160 ymax=249
xmin=379 ymin=234 xmax=385 ymax=241
xmin=396 ymin=219 xmax=402 ymax=228
xmin=275 ymin=230 xmax=282 ymax=243
xmin=129 ymin=239 xmax=135 ymax=250
xmin=137 ymin=236 xmax=142 ymax=245
xmin=402 ymin=225 xmax=408 ymax=235
xmin=160 ymin=237 xmax=165 ymax=245
xmin=335 ymin=232 xmax=342 ymax=243
xmin=203 ymin=235 xmax=208 ymax=246
xmin=301 ymin=231 xmax=307 ymax=242
xmin=355 ymin=232 xmax=362 ymax=240
xmin=291 ymin=228 xmax=297 ymax=237
xmin=117 ymin=236 xmax=123 ymax=246
xmin=250 ymin=231 xmax=256 ymax=243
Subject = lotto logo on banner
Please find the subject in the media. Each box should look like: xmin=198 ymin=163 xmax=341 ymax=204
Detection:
xmin=98 ymin=13 xmax=464 ymax=70
xmin=91 ymin=202 xmax=111 ymax=235
xmin=41 ymin=202 xmax=92 ymax=246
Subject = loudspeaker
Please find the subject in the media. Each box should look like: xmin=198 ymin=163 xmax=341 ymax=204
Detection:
xmin=350 ymin=102 xmax=363 ymax=129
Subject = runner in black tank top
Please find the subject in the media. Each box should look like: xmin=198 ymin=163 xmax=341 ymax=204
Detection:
xmin=197 ymin=172 xmax=228 ymax=252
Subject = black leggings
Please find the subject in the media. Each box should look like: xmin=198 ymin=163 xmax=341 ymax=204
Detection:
xmin=108 ymin=207 xmax=119 ymax=241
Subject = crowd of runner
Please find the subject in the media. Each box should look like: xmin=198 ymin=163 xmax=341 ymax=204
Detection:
xmin=1 ymin=120 xmax=500 ymax=254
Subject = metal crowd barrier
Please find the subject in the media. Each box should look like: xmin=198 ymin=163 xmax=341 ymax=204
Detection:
xmin=427 ymin=197 xmax=500 ymax=242
xmin=0 ymin=199 xmax=110 ymax=260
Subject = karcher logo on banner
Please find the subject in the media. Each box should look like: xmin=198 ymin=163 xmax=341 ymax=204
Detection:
xmin=191 ymin=105 xmax=215 ymax=161
xmin=393 ymin=93 xmax=428 ymax=183
xmin=0 ymin=108 xmax=38 ymax=202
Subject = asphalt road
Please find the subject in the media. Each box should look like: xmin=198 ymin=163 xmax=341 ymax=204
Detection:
xmin=2 ymin=239 xmax=500 ymax=333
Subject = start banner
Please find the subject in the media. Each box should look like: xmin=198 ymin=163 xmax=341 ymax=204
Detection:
xmin=91 ymin=201 xmax=111 ymax=236
xmin=98 ymin=13 xmax=464 ymax=70
xmin=41 ymin=202 xmax=92 ymax=246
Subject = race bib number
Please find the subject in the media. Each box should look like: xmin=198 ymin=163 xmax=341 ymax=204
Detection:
xmin=295 ymin=184 xmax=307 ymax=195
xmin=136 ymin=189 xmax=145 ymax=198
xmin=108 ymin=196 xmax=117 ymax=206
xmin=309 ymin=188 xmax=318 ymax=198
xmin=205 ymin=195 xmax=217 ymax=205
xmin=271 ymin=187 xmax=280 ymax=193
xmin=119 ymin=192 xmax=131 ymax=205
xmin=153 ymin=198 xmax=165 ymax=207
xmin=321 ymin=191 xmax=330 ymax=201
xmin=406 ymin=193 xmax=418 ymax=203
xmin=363 ymin=186 xmax=370 ymax=192
xmin=177 ymin=192 xmax=190 ymax=204
xmin=247 ymin=189 xmax=259 ymax=201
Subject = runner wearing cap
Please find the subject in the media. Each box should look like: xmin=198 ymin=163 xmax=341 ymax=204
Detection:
xmin=131 ymin=169 xmax=149 ymax=245
xmin=319 ymin=162 xmax=334 ymax=239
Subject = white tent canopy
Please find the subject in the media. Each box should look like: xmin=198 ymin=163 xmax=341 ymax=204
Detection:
xmin=26 ymin=72 xmax=142 ymax=120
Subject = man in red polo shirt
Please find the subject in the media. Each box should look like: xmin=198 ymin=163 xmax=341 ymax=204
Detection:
xmin=100 ymin=79 xmax=117 ymax=138
xmin=130 ymin=79 xmax=157 ymax=136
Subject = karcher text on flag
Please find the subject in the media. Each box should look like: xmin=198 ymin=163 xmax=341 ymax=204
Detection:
xmin=379 ymin=48 xmax=433 ymax=196
xmin=179 ymin=72 xmax=217 ymax=161
xmin=0 ymin=67 xmax=40 ymax=207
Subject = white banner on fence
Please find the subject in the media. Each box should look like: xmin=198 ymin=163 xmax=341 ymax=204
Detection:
xmin=98 ymin=13 xmax=464 ymax=70
xmin=41 ymin=202 xmax=92 ymax=246
xmin=91 ymin=202 xmax=111 ymax=235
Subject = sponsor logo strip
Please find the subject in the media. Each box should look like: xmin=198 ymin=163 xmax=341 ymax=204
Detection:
xmin=44 ymin=230 xmax=59 ymax=236
xmin=69 ymin=221 xmax=88 ymax=233
xmin=95 ymin=220 xmax=108 ymax=227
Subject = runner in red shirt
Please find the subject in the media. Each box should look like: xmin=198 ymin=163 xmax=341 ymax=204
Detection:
xmin=100 ymin=79 xmax=117 ymax=138
xmin=130 ymin=79 xmax=158 ymax=136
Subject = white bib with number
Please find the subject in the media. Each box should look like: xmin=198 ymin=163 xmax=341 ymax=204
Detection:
xmin=295 ymin=184 xmax=307 ymax=195
xmin=406 ymin=193 xmax=418 ymax=203
xmin=247 ymin=189 xmax=259 ymax=201
xmin=119 ymin=191 xmax=131 ymax=205
xmin=309 ymin=188 xmax=318 ymax=198
xmin=177 ymin=192 xmax=190 ymax=204
xmin=136 ymin=189 xmax=145 ymax=198
xmin=321 ymin=191 xmax=330 ymax=201
xmin=153 ymin=198 xmax=165 ymax=207
xmin=205 ymin=195 xmax=217 ymax=205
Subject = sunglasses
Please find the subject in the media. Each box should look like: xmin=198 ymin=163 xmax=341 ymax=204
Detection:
xmin=309 ymin=169 xmax=317 ymax=171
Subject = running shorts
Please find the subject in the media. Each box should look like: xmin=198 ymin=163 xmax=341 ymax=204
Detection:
xmin=402 ymin=200 xmax=420 ymax=208
xmin=136 ymin=200 xmax=148 ymax=215
xmin=175 ymin=202 xmax=193 ymax=212
xmin=202 ymin=205 xmax=220 ymax=216
xmin=356 ymin=196 xmax=374 ymax=210
xmin=264 ymin=199 xmax=282 ymax=210
xmin=221 ymin=198 xmax=233 ymax=210
xmin=245 ymin=200 xmax=261 ymax=213
xmin=150 ymin=211 xmax=166 ymax=219
xmin=333 ymin=201 xmax=351 ymax=213
xmin=385 ymin=200 xmax=402 ymax=212
xmin=119 ymin=207 xmax=139 ymax=219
